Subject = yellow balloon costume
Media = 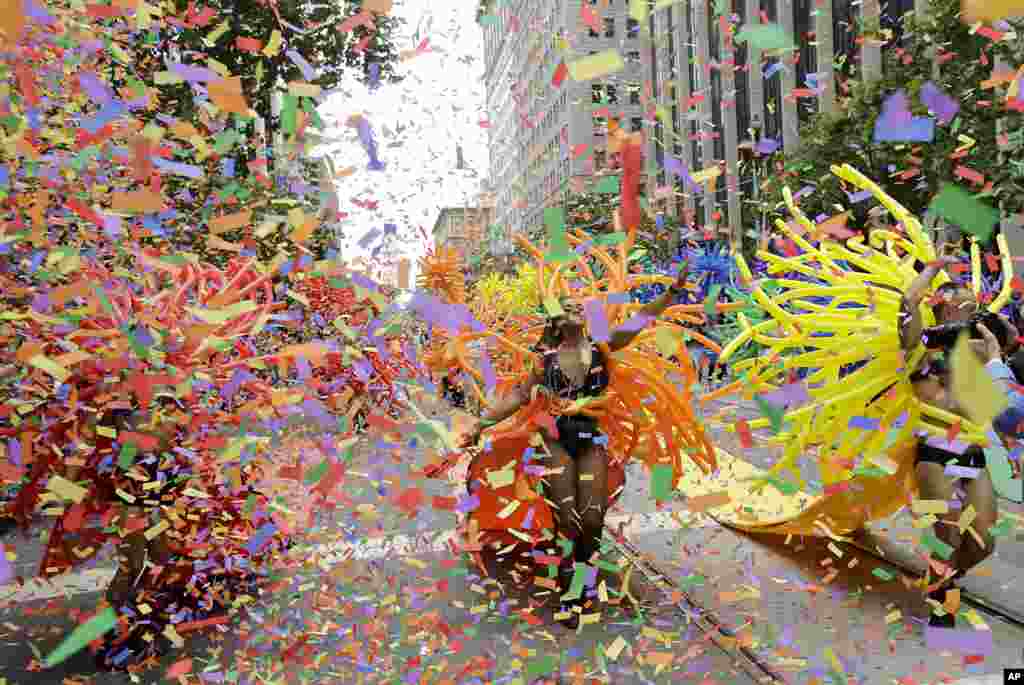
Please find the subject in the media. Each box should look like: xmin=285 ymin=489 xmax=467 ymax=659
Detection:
xmin=715 ymin=164 xmax=1013 ymax=536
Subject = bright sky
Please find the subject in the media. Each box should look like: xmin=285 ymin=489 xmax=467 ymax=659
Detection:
xmin=315 ymin=0 xmax=489 ymax=277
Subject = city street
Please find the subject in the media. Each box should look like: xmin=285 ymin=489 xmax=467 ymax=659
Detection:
xmin=2 ymin=394 xmax=1022 ymax=684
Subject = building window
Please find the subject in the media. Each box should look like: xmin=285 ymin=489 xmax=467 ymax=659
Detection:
xmin=627 ymin=18 xmax=639 ymax=38
xmin=631 ymin=116 xmax=643 ymax=132
xmin=604 ymin=17 xmax=615 ymax=37
xmin=628 ymin=82 xmax=641 ymax=105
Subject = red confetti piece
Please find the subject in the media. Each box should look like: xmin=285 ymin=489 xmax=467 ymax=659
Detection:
xmin=736 ymin=418 xmax=754 ymax=448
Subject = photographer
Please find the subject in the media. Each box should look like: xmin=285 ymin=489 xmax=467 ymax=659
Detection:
xmin=899 ymin=259 xmax=1018 ymax=628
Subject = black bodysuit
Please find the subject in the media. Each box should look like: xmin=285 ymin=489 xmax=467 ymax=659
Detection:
xmin=541 ymin=344 xmax=610 ymax=458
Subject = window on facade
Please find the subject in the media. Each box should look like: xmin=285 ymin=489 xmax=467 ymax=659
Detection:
xmin=628 ymin=82 xmax=641 ymax=105
xmin=626 ymin=18 xmax=639 ymax=37
xmin=604 ymin=17 xmax=615 ymax=37
xmin=631 ymin=116 xmax=643 ymax=132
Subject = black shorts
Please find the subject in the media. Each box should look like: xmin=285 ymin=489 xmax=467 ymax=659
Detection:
xmin=916 ymin=440 xmax=986 ymax=470
xmin=555 ymin=415 xmax=601 ymax=459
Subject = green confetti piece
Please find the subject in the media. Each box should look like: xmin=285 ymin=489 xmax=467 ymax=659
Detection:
xmin=920 ymin=531 xmax=954 ymax=560
xmin=704 ymin=284 xmax=723 ymax=317
xmin=44 ymin=607 xmax=118 ymax=667
xmin=281 ymin=94 xmax=298 ymax=136
xmin=118 ymin=443 xmax=138 ymax=470
xmin=545 ymin=207 xmax=573 ymax=263
xmin=754 ymin=394 xmax=785 ymax=434
xmin=304 ymin=459 xmax=329 ymax=485
xmin=734 ymin=23 xmax=796 ymax=50
xmin=526 ymin=655 xmax=558 ymax=679
xmin=989 ymin=518 xmax=1013 ymax=538
xmin=929 ymin=183 xmax=999 ymax=242
xmin=679 ymin=573 xmax=705 ymax=588
xmin=766 ymin=475 xmax=799 ymax=496
xmin=479 ymin=14 xmax=498 ymax=25
xmin=594 ymin=175 xmax=620 ymax=194
xmin=562 ymin=563 xmax=587 ymax=601
xmin=650 ymin=464 xmax=674 ymax=501
xmin=871 ymin=567 xmax=895 ymax=581
xmin=543 ymin=297 xmax=565 ymax=317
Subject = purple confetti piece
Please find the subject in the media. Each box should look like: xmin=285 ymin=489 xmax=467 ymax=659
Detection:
xmin=0 ymin=546 xmax=11 ymax=585
xmin=923 ymin=435 xmax=969 ymax=454
xmin=847 ymin=189 xmax=873 ymax=204
xmin=756 ymin=138 xmax=780 ymax=155
xmin=920 ymin=81 xmax=958 ymax=125
xmin=359 ymin=227 xmax=382 ymax=249
xmin=286 ymin=50 xmax=317 ymax=82
xmin=792 ymin=185 xmax=816 ymax=200
xmin=480 ymin=349 xmax=497 ymax=394
xmin=874 ymin=115 xmax=934 ymax=143
xmin=615 ymin=312 xmax=653 ymax=333
xmin=763 ymin=62 xmax=784 ymax=79
xmin=82 ymin=99 xmax=127 ymax=134
xmin=925 ymin=626 xmax=993 ymax=654
xmin=759 ymin=381 xmax=810 ymax=409
xmin=583 ymin=298 xmax=611 ymax=342
xmin=944 ymin=464 xmax=980 ymax=479
xmin=77 ymin=71 xmax=112 ymax=105
xmin=848 ymin=416 xmax=881 ymax=430
xmin=521 ymin=507 xmax=535 ymax=530
xmin=245 ymin=523 xmax=278 ymax=555
xmin=368 ymin=63 xmax=381 ymax=90
xmin=606 ymin=293 xmax=631 ymax=305
xmin=456 ymin=493 xmax=480 ymax=514
xmin=152 ymin=157 xmax=204 ymax=179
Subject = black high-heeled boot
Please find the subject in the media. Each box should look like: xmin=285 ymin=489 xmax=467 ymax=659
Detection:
xmin=556 ymin=560 xmax=581 ymax=630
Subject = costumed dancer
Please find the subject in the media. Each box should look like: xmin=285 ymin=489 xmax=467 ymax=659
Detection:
xmin=715 ymin=164 xmax=1018 ymax=625
xmin=419 ymin=133 xmax=745 ymax=631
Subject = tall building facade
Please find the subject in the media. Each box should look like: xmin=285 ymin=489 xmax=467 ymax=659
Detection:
xmin=479 ymin=0 xmax=651 ymax=238
xmin=646 ymin=0 xmax=917 ymax=242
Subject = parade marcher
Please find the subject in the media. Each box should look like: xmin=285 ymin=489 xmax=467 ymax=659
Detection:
xmin=898 ymin=259 xmax=1016 ymax=626
xmin=459 ymin=267 xmax=692 ymax=629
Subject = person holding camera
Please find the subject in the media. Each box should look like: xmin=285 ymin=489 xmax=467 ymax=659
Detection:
xmin=899 ymin=256 xmax=1020 ymax=627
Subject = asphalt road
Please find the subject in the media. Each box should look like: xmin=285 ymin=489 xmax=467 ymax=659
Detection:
xmin=1 ymin=392 xmax=1022 ymax=684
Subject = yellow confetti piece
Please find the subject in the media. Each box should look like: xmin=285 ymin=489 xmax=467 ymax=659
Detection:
xmin=27 ymin=354 xmax=70 ymax=382
xmin=605 ymin=635 xmax=628 ymax=661
xmin=912 ymin=499 xmax=949 ymax=515
xmin=263 ymin=29 xmax=283 ymax=56
xmin=885 ymin=609 xmax=902 ymax=624
xmin=287 ymin=81 xmax=321 ymax=98
xmin=568 ymin=49 xmax=625 ymax=82
xmin=144 ymin=519 xmax=170 ymax=541
xmin=950 ymin=332 xmax=1009 ymax=425
xmin=496 ymin=499 xmax=521 ymax=519
xmin=46 ymin=475 xmax=88 ymax=503
xmin=486 ymin=468 xmax=515 ymax=489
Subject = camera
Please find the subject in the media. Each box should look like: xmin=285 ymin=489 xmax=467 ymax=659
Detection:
xmin=922 ymin=311 xmax=1009 ymax=350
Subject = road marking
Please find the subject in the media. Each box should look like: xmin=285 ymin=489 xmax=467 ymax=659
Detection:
xmin=0 ymin=509 xmax=712 ymax=604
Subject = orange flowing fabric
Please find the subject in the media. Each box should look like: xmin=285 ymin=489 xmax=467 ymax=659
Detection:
xmin=418 ymin=136 xmax=732 ymax=550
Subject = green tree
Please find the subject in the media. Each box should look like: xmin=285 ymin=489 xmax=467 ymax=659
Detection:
xmin=759 ymin=0 xmax=1024 ymax=242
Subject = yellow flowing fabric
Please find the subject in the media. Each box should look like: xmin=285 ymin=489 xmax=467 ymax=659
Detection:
xmin=714 ymin=164 xmax=1011 ymax=536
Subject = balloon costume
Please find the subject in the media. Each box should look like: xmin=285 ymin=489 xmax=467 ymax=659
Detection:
xmin=713 ymin=164 xmax=1014 ymax=535
xmin=417 ymin=174 xmax=735 ymax=565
